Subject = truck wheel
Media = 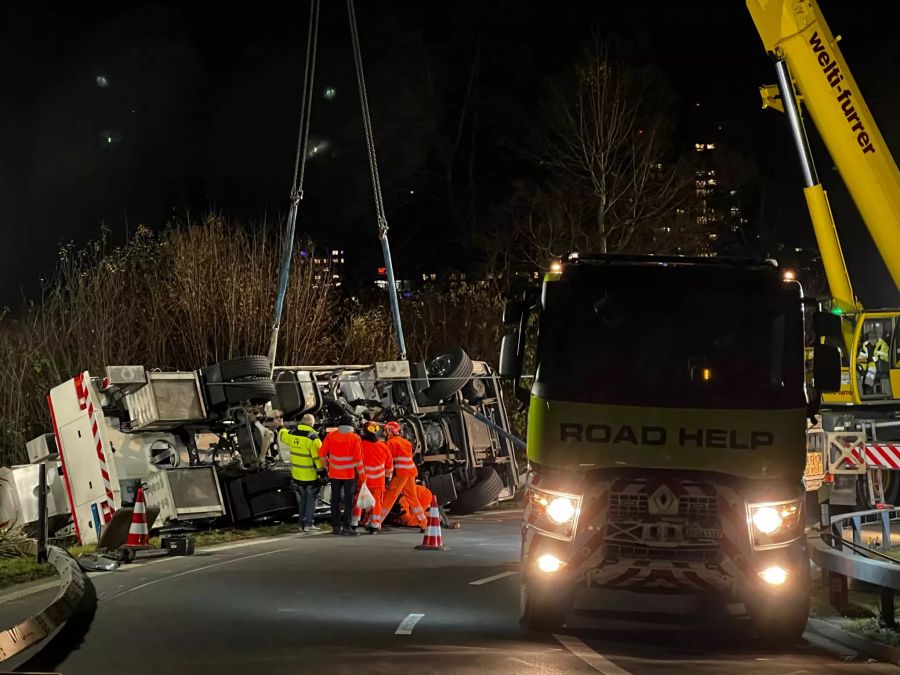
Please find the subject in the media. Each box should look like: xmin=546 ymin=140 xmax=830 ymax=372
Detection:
xmin=218 ymin=356 xmax=272 ymax=380
xmin=448 ymin=467 xmax=503 ymax=515
xmin=519 ymin=579 xmax=567 ymax=632
xmin=422 ymin=348 xmax=472 ymax=403
xmin=222 ymin=379 xmax=277 ymax=405
xmin=756 ymin=593 xmax=809 ymax=646
xmin=462 ymin=378 xmax=487 ymax=403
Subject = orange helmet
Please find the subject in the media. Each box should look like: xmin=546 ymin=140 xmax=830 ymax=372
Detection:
xmin=384 ymin=421 xmax=402 ymax=436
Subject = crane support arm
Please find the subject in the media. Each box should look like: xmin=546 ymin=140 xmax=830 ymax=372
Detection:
xmin=747 ymin=0 xmax=900 ymax=293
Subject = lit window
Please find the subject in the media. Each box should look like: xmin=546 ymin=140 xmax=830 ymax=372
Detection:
xmin=332 ymin=250 xmax=339 ymax=255
xmin=706 ymin=143 xmax=715 ymax=150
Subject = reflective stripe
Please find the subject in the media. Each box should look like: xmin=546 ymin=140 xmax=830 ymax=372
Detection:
xmin=291 ymin=451 xmax=316 ymax=466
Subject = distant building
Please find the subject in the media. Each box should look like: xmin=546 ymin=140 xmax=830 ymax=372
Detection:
xmin=311 ymin=248 xmax=345 ymax=288
xmin=690 ymin=141 xmax=746 ymax=255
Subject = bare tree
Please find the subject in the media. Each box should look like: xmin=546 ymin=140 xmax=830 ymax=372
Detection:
xmin=481 ymin=40 xmax=702 ymax=279
xmin=542 ymin=40 xmax=694 ymax=253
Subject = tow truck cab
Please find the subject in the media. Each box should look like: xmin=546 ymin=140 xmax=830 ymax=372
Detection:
xmin=500 ymin=254 xmax=840 ymax=640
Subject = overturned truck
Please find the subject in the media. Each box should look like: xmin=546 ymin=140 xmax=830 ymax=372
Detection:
xmin=41 ymin=351 xmax=521 ymax=544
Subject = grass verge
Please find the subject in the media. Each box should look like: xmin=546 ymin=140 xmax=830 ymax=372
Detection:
xmin=0 ymin=557 xmax=56 ymax=590
xmin=0 ymin=522 xmax=330 ymax=591
xmin=811 ymin=572 xmax=900 ymax=647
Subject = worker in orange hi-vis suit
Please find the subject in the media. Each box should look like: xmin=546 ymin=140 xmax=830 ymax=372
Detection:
xmin=379 ymin=421 xmax=427 ymax=529
xmin=319 ymin=424 xmax=365 ymax=536
xmin=392 ymin=483 xmax=434 ymax=528
xmin=351 ymin=421 xmax=393 ymax=534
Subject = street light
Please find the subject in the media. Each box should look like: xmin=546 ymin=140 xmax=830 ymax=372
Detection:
xmin=783 ymin=269 xmax=796 ymax=281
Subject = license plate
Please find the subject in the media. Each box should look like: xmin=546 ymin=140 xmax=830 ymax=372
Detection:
xmin=685 ymin=527 xmax=722 ymax=539
xmin=805 ymin=451 xmax=825 ymax=478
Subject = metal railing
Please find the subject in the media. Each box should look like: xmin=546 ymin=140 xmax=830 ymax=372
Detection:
xmin=811 ymin=505 xmax=900 ymax=628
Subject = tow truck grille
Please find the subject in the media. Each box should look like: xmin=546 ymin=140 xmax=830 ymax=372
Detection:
xmin=604 ymin=543 xmax=720 ymax=563
xmin=604 ymin=482 xmax=722 ymax=564
xmin=609 ymin=493 xmax=719 ymax=520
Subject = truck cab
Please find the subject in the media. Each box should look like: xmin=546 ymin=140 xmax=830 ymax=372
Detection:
xmin=501 ymin=254 xmax=833 ymax=640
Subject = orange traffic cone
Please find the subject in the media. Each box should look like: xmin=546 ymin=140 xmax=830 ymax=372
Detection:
xmin=126 ymin=486 xmax=150 ymax=547
xmin=415 ymin=495 xmax=447 ymax=551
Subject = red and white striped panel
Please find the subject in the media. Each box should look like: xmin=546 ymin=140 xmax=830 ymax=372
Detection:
xmin=863 ymin=444 xmax=900 ymax=469
xmin=74 ymin=372 xmax=115 ymax=523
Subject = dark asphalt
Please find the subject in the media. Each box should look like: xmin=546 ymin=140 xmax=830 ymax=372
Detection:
xmin=2 ymin=511 xmax=898 ymax=674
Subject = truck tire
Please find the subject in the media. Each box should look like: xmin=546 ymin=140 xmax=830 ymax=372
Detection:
xmin=422 ymin=348 xmax=472 ymax=403
xmin=519 ymin=578 xmax=568 ymax=632
xmin=242 ymin=470 xmax=292 ymax=496
xmin=755 ymin=593 xmax=809 ymax=646
xmin=448 ymin=466 xmax=503 ymax=515
xmin=222 ymin=379 xmax=277 ymax=405
xmin=218 ymin=356 xmax=272 ymax=380
xmin=462 ymin=378 xmax=487 ymax=404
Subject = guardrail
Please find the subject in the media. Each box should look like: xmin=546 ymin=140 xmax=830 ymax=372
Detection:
xmin=811 ymin=505 xmax=900 ymax=628
xmin=0 ymin=544 xmax=96 ymax=665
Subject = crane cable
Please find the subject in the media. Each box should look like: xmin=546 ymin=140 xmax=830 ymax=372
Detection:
xmin=347 ymin=0 xmax=408 ymax=359
xmin=268 ymin=0 xmax=320 ymax=371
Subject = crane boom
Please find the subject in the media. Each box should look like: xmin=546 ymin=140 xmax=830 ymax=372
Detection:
xmin=747 ymin=0 xmax=900 ymax=294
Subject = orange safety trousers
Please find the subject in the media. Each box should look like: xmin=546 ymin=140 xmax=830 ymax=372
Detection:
xmin=380 ymin=475 xmax=426 ymax=527
xmin=351 ymin=486 xmax=385 ymax=529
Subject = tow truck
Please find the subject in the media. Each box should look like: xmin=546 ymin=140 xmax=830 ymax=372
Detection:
xmin=747 ymin=0 xmax=900 ymax=508
xmin=501 ymin=254 xmax=840 ymax=640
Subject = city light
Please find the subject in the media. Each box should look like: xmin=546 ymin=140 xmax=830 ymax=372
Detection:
xmin=549 ymin=261 xmax=562 ymax=273
xmin=783 ymin=270 xmax=796 ymax=281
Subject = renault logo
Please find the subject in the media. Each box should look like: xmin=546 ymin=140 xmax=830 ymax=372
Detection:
xmin=648 ymin=485 xmax=679 ymax=515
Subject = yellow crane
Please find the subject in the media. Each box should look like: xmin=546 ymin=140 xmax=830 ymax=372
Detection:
xmin=748 ymin=0 xmax=900 ymax=505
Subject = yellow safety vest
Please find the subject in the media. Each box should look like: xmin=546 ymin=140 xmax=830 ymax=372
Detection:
xmin=279 ymin=425 xmax=323 ymax=482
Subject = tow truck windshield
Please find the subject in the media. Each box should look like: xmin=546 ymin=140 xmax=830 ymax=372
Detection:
xmin=533 ymin=265 xmax=804 ymax=410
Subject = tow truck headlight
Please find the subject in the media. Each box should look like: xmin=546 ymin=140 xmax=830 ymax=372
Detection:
xmin=537 ymin=554 xmax=565 ymax=574
xmin=527 ymin=488 xmax=582 ymax=540
xmin=759 ymin=565 xmax=789 ymax=586
xmin=546 ymin=497 xmax=577 ymax=525
xmin=748 ymin=499 xmax=803 ymax=548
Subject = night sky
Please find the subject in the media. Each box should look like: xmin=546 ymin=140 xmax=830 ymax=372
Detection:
xmin=2 ymin=1 xmax=898 ymax=308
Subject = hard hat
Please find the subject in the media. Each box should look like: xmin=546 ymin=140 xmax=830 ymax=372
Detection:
xmin=384 ymin=421 xmax=401 ymax=435
xmin=364 ymin=421 xmax=382 ymax=435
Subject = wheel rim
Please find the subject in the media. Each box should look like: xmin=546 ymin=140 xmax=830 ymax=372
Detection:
xmin=429 ymin=355 xmax=453 ymax=378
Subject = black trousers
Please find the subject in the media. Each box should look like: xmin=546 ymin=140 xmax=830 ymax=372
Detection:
xmin=330 ymin=478 xmax=356 ymax=531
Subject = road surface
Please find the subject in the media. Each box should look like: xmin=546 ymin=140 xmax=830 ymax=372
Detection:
xmin=3 ymin=510 xmax=898 ymax=673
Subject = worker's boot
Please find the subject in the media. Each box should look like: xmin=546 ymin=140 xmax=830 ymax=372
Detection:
xmin=367 ymin=526 xmax=378 ymax=535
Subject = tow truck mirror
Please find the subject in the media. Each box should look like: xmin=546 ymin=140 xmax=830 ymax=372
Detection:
xmin=503 ymin=300 xmax=526 ymax=326
xmin=813 ymin=343 xmax=842 ymax=393
xmin=499 ymin=333 xmax=523 ymax=379
xmin=813 ymin=311 xmax=843 ymax=339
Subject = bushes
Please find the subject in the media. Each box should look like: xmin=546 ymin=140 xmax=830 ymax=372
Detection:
xmin=0 ymin=217 xmax=336 ymax=465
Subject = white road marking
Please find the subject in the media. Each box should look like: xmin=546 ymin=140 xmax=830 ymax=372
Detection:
xmin=469 ymin=571 xmax=517 ymax=585
xmin=395 ymin=613 xmax=425 ymax=635
xmin=554 ymin=635 xmax=631 ymax=674
xmin=101 ymin=547 xmax=293 ymax=602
